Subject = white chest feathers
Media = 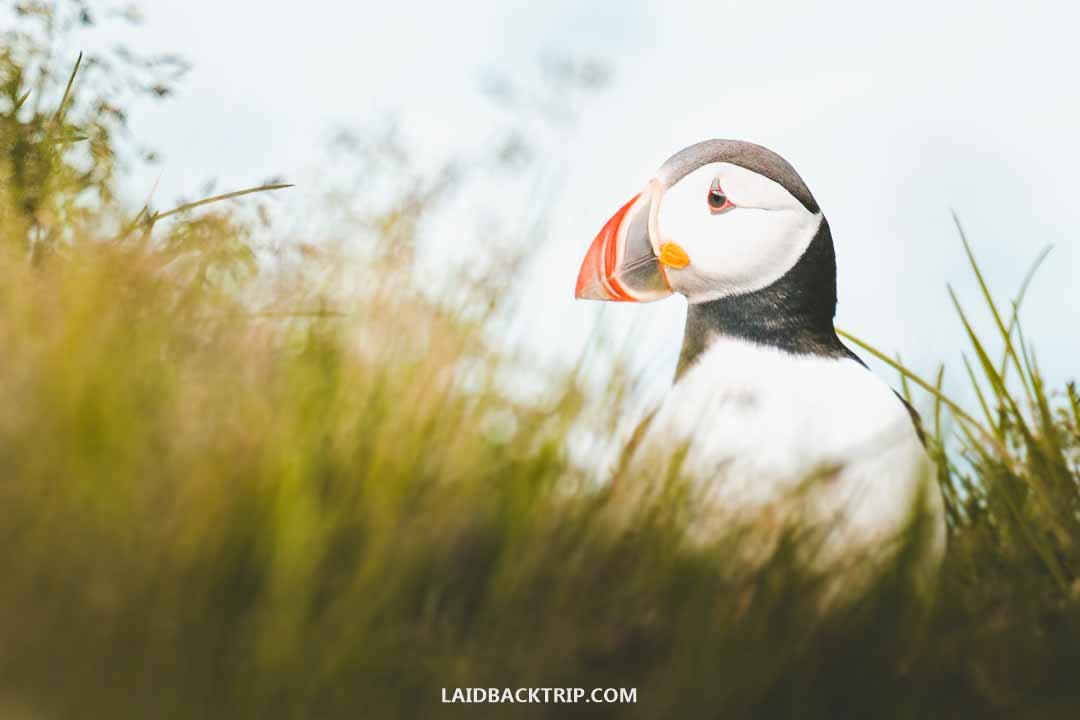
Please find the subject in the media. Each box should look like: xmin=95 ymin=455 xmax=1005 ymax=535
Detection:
xmin=633 ymin=336 xmax=945 ymax=570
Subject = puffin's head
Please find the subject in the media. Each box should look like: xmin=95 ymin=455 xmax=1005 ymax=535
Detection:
xmin=575 ymin=140 xmax=824 ymax=305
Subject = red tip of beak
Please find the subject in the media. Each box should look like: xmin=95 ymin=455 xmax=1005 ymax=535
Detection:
xmin=575 ymin=194 xmax=640 ymax=301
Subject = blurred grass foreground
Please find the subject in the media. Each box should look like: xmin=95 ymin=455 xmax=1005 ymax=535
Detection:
xmin=3 ymin=8 xmax=1080 ymax=720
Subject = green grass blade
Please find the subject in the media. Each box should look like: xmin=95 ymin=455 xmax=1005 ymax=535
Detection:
xmin=999 ymin=244 xmax=1053 ymax=383
xmin=14 ymin=89 xmax=31 ymax=112
xmin=1070 ymin=382 xmax=1080 ymax=431
xmin=932 ymin=364 xmax=946 ymax=442
xmin=896 ymin=352 xmax=913 ymax=404
xmin=1018 ymin=325 xmax=1069 ymax=475
xmin=962 ymin=353 xmax=996 ymax=432
xmin=156 ymin=183 xmax=294 ymax=222
xmin=150 ymin=183 xmax=294 ymax=223
xmin=952 ymin=211 xmax=1034 ymax=403
xmin=947 ymin=285 xmax=1034 ymax=448
xmin=51 ymin=52 xmax=83 ymax=127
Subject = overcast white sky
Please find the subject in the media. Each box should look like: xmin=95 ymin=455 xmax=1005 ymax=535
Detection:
xmin=63 ymin=1 xmax=1080 ymax=405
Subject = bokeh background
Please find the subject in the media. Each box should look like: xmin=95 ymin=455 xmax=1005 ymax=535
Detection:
xmin=58 ymin=0 xmax=1080 ymax=396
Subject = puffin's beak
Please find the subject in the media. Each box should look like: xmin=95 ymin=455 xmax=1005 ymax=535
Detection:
xmin=574 ymin=181 xmax=673 ymax=302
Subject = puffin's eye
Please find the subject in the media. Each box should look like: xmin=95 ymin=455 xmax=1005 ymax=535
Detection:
xmin=707 ymin=188 xmax=732 ymax=213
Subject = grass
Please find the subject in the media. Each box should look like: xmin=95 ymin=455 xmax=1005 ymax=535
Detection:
xmin=2 ymin=24 xmax=1080 ymax=720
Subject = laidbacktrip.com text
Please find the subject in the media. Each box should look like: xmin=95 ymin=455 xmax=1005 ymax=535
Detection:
xmin=442 ymin=688 xmax=637 ymax=705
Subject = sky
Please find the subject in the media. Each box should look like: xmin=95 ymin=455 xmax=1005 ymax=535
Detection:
xmin=50 ymin=0 xmax=1080 ymax=407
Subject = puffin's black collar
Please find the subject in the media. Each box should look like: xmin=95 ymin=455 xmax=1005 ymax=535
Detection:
xmin=675 ymin=218 xmax=859 ymax=379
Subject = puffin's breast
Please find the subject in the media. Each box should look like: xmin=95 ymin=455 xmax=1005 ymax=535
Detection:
xmin=640 ymin=336 xmax=932 ymax=523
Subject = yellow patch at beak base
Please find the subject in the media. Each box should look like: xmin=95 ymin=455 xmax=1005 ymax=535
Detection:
xmin=658 ymin=242 xmax=690 ymax=269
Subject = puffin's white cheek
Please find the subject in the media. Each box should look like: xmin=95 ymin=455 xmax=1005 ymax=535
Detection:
xmin=668 ymin=212 xmax=765 ymax=279
xmin=680 ymin=238 xmax=733 ymax=279
xmin=672 ymin=210 xmax=822 ymax=302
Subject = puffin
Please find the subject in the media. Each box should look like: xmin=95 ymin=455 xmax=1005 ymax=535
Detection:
xmin=575 ymin=139 xmax=945 ymax=581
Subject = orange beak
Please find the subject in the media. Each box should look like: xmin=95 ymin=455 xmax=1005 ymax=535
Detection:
xmin=574 ymin=186 xmax=673 ymax=303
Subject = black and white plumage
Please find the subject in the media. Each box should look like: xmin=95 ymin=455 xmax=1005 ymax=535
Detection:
xmin=575 ymin=139 xmax=945 ymax=574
